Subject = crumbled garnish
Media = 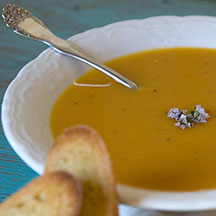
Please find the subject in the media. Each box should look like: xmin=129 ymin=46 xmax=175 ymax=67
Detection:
xmin=167 ymin=105 xmax=210 ymax=129
xmin=167 ymin=108 xmax=186 ymax=120
xmin=188 ymin=105 xmax=210 ymax=123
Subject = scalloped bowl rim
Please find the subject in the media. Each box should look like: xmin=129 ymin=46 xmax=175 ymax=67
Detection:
xmin=3 ymin=16 xmax=216 ymax=211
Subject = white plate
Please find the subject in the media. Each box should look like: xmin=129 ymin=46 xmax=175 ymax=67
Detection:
xmin=3 ymin=16 xmax=216 ymax=212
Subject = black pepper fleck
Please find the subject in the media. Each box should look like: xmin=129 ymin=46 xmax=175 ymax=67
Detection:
xmin=89 ymin=94 xmax=94 ymax=99
xmin=166 ymin=137 xmax=171 ymax=142
xmin=152 ymin=172 xmax=157 ymax=177
xmin=201 ymin=71 xmax=208 ymax=75
xmin=113 ymin=129 xmax=118 ymax=133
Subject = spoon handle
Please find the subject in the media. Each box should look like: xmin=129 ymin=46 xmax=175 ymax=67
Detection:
xmin=2 ymin=4 xmax=138 ymax=89
xmin=49 ymin=34 xmax=138 ymax=89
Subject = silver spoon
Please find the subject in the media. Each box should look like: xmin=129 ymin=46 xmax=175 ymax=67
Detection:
xmin=2 ymin=4 xmax=138 ymax=89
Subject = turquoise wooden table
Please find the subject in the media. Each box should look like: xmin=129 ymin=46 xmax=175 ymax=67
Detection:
xmin=2 ymin=0 xmax=216 ymax=215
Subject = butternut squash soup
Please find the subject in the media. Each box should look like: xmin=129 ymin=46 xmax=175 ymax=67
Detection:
xmin=50 ymin=48 xmax=216 ymax=191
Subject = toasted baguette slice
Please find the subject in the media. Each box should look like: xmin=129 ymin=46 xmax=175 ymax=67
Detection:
xmin=45 ymin=125 xmax=118 ymax=216
xmin=0 ymin=171 xmax=82 ymax=216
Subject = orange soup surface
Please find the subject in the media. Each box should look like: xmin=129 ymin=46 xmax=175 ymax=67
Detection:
xmin=50 ymin=48 xmax=216 ymax=191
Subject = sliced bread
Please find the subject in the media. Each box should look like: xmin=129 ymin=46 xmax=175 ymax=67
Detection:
xmin=0 ymin=171 xmax=82 ymax=216
xmin=45 ymin=125 xmax=118 ymax=216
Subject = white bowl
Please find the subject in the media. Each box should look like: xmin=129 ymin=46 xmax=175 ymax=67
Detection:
xmin=3 ymin=16 xmax=216 ymax=212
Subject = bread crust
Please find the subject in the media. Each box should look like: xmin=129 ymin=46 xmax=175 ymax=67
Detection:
xmin=45 ymin=125 xmax=118 ymax=216
xmin=0 ymin=171 xmax=82 ymax=216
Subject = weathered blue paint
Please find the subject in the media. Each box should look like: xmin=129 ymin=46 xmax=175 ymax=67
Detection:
xmin=1 ymin=0 xmax=216 ymax=214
